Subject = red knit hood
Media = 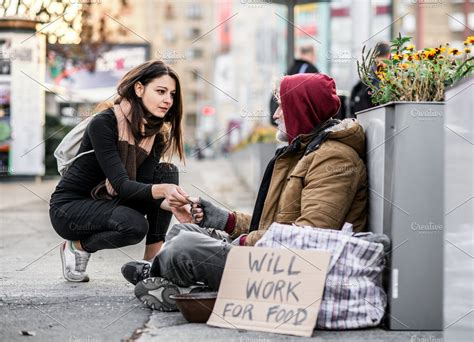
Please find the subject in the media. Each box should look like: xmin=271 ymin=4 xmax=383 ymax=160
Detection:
xmin=280 ymin=73 xmax=341 ymax=143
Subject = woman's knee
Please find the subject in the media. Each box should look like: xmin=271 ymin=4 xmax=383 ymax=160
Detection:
xmin=108 ymin=207 xmax=149 ymax=244
xmin=154 ymin=162 xmax=179 ymax=185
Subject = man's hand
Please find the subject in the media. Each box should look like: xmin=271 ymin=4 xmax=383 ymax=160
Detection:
xmin=188 ymin=196 xmax=203 ymax=223
xmin=190 ymin=197 xmax=230 ymax=230
xmin=160 ymin=199 xmax=193 ymax=223
xmin=170 ymin=204 xmax=193 ymax=223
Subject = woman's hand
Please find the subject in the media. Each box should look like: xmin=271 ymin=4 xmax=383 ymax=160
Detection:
xmin=161 ymin=196 xmax=199 ymax=224
xmin=153 ymin=184 xmax=189 ymax=207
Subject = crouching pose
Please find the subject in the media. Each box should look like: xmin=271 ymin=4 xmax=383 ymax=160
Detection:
xmin=49 ymin=60 xmax=190 ymax=282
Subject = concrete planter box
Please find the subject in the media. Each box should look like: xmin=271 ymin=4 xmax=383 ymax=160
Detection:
xmin=444 ymin=76 xmax=473 ymax=342
xmin=357 ymin=102 xmax=444 ymax=330
xmin=230 ymin=142 xmax=277 ymax=193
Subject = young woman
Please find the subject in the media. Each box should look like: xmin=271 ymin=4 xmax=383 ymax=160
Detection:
xmin=49 ymin=60 xmax=191 ymax=282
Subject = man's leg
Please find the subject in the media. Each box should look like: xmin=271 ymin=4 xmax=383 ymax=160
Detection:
xmin=158 ymin=229 xmax=232 ymax=290
xmin=121 ymin=223 xmax=230 ymax=285
xmin=134 ymin=229 xmax=232 ymax=311
xmin=164 ymin=222 xmax=231 ymax=244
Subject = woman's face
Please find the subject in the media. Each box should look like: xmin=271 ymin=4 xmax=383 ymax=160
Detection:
xmin=135 ymin=75 xmax=176 ymax=118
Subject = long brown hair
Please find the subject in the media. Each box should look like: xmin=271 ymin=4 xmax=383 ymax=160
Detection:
xmin=97 ymin=60 xmax=184 ymax=161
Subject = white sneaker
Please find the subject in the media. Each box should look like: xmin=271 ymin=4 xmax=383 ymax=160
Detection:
xmin=60 ymin=241 xmax=91 ymax=282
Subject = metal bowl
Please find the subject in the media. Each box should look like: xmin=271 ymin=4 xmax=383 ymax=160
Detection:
xmin=170 ymin=292 xmax=217 ymax=323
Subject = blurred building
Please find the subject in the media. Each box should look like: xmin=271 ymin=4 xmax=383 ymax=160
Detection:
xmin=330 ymin=0 xmax=392 ymax=91
xmin=212 ymin=0 xmax=394 ymax=143
xmin=149 ymin=1 xmax=216 ymax=144
xmin=212 ymin=1 xmax=288 ymax=148
xmin=46 ymin=0 xmax=216 ymax=144
xmin=393 ymin=0 xmax=473 ymax=49
xmin=2 ymin=0 xmax=472 ymax=176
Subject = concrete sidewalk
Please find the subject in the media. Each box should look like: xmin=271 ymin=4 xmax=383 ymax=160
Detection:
xmin=0 ymin=177 xmax=149 ymax=341
xmin=0 ymin=158 xmax=254 ymax=341
xmin=0 ymin=158 xmax=444 ymax=341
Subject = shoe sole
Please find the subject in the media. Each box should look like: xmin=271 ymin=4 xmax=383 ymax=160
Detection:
xmin=60 ymin=243 xmax=89 ymax=283
xmin=134 ymin=277 xmax=180 ymax=312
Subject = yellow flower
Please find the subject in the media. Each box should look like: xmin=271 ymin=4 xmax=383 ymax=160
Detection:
xmin=435 ymin=47 xmax=446 ymax=54
xmin=465 ymin=36 xmax=474 ymax=44
xmin=400 ymin=63 xmax=410 ymax=70
xmin=392 ymin=53 xmax=402 ymax=61
xmin=421 ymin=50 xmax=432 ymax=59
xmin=424 ymin=48 xmax=437 ymax=59
xmin=448 ymin=48 xmax=461 ymax=56
xmin=406 ymin=44 xmax=415 ymax=51
xmin=465 ymin=48 xmax=472 ymax=54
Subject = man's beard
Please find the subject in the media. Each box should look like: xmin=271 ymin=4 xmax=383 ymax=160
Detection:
xmin=275 ymin=120 xmax=289 ymax=142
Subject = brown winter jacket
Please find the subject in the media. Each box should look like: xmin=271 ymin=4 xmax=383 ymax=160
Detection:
xmin=231 ymin=119 xmax=368 ymax=246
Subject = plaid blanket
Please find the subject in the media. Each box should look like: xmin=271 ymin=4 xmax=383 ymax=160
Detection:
xmin=255 ymin=222 xmax=388 ymax=330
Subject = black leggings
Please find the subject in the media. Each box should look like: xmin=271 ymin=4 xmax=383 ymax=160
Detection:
xmin=49 ymin=160 xmax=178 ymax=253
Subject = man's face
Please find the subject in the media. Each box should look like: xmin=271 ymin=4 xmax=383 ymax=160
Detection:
xmin=273 ymin=102 xmax=288 ymax=142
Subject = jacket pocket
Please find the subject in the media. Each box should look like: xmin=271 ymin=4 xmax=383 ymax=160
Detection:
xmin=278 ymin=166 xmax=307 ymax=215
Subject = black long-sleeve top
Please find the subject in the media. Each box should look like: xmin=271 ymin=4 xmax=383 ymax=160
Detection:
xmin=51 ymin=109 xmax=162 ymax=203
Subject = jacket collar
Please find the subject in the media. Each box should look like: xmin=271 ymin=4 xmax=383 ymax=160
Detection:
xmin=280 ymin=119 xmax=341 ymax=157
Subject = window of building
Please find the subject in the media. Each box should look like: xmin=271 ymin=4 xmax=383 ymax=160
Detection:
xmin=165 ymin=3 xmax=175 ymax=20
xmin=187 ymin=3 xmax=202 ymax=19
xmin=190 ymin=69 xmax=201 ymax=80
xmin=185 ymin=112 xmax=197 ymax=127
xmin=187 ymin=27 xmax=201 ymax=40
xmin=188 ymin=48 xmax=203 ymax=59
xmin=163 ymin=27 xmax=175 ymax=43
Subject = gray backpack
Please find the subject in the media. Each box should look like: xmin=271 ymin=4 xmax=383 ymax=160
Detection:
xmin=54 ymin=114 xmax=97 ymax=175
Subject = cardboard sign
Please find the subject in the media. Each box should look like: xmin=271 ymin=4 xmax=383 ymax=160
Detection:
xmin=207 ymin=247 xmax=331 ymax=337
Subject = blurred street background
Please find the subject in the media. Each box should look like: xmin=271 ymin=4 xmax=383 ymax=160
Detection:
xmin=0 ymin=1 xmax=472 ymax=341
xmin=0 ymin=0 xmax=472 ymax=178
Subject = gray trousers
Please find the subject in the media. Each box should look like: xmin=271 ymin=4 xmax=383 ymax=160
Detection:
xmin=150 ymin=223 xmax=234 ymax=291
